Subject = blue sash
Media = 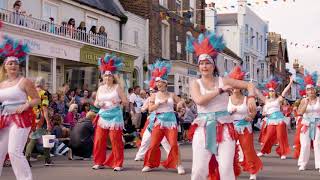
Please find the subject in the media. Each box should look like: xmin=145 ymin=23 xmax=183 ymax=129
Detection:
xmin=197 ymin=111 xmax=230 ymax=154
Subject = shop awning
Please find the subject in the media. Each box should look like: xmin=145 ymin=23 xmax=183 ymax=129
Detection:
xmin=80 ymin=45 xmax=135 ymax=72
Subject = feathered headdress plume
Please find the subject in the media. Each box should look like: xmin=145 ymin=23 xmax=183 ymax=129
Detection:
xmin=186 ymin=31 xmax=225 ymax=64
xmin=0 ymin=35 xmax=29 ymax=63
xmin=97 ymin=53 xmax=123 ymax=75
xmin=145 ymin=59 xmax=172 ymax=89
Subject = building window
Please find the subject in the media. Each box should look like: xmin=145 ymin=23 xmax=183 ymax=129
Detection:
xmin=260 ymin=35 xmax=263 ymax=52
xmin=176 ymin=0 xmax=182 ymax=16
xmin=245 ymin=24 xmax=249 ymax=47
xmin=261 ymin=63 xmax=265 ymax=80
xmin=252 ymin=63 xmax=255 ymax=79
xmin=189 ymin=0 xmax=196 ymax=23
xmin=133 ymin=30 xmax=139 ymax=46
xmin=224 ymin=59 xmax=228 ymax=72
xmin=86 ymin=16 xmax=98 ymax=33
xmin=159 ymin=0 xmax=168 ymax=8
xmin=250 ymin=28 xmax=253 ymax=48
xmin=256 ymin=32 xmax=259 ymax=50
xmin=42 ymin=2 xmax=58 ymax=22
xmin=186 ymin=32 xmax=194 ymax=63
xmin=161 ymin=20 xmax=170 ymax=59
xmin=245 ymin=56 xmax=250 ymax=71
xmin=133 ymin=68 xmax=139 ymax=87
xmin=28 ymin=56 xmax=53 ymax=92
xmin=176 ymin=41 xmax=181 ymax=60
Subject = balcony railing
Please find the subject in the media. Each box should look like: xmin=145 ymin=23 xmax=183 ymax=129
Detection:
xmin=0 ymin=8 xmax=137 ymax=52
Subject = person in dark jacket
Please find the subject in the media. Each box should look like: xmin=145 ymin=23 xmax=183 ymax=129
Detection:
xmin=69 ymin=111 xmax=95 ymax=159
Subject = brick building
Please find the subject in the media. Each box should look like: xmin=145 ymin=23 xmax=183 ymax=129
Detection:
xmin=266 ymin=32 xmax=290 ymax=92
xmin=120 ymin=0 xmax=206 ymax=95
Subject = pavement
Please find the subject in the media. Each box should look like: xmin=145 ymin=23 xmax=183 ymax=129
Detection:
xmin=2 ymin=130 xmax=320 ymax=180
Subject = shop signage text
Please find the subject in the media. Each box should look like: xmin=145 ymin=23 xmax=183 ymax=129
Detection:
xmin=80 ymin=45 xmax=135 ymax=72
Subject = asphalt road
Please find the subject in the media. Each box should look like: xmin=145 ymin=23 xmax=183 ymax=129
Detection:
xmin=2 ymin=130 xmax=319 ymax=180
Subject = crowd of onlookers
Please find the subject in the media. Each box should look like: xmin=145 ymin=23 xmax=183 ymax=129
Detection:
xmin=2 ymin=0 xmax=109 ymax=47
xmin=2 ymin=75 xmax=298 ymax=167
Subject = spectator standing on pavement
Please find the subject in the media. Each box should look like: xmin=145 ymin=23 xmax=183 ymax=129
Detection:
xmin=25 ymin=77 xmax=54 ymax=167
xmin=129 ymin=86 xmax=142 ymax=130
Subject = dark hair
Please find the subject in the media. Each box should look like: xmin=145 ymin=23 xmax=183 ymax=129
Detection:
xmin=128 ymin=88 xmax=133 ymax=94
xmin=13 ymin=0 xmax=21 ymax=8
xmin=213 ymin=61 xmax=220 ymax=76
xmin=81 ymin=103 xmax=90 ymax=112
xmin=68 ymin=18 xmax=75 ymax=25
xmin=90 ymin=26 xmax=97 ymax=34
xmin=52 ymin=114 xmax=62 ymax=126
xmin=133 ymin=86 xmax=140 ymax=91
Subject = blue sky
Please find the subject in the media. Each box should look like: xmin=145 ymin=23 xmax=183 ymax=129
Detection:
xmin=206 ymin=0 xmax=320 ymax=72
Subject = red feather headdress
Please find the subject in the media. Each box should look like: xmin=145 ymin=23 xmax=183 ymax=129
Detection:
xmin=228 ymin=66 xmax=245 ymax=80
xmin=265 ymin=80 xmax=278 ymax=90
xmin=98 ymin=53 xmax=123 ymax=75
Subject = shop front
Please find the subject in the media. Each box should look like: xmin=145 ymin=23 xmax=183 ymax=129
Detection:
xmin=1 ymin=30 xmax=82 ymax=93
xmin=80 ymin=45 xmax=136 ymax=92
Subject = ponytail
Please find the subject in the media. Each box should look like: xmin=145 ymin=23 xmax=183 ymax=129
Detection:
xmin=0 ymin=65 xmax=6 ymax=83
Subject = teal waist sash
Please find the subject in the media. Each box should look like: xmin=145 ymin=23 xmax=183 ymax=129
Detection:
xmin=304 ymin=117 xmax=320 ymax=140
xmin=197 ymin=111 xmax=230 ymax=155
xmin=148 ymin=112 xmax=177 ymax=131
xmin=266 ymin=111 xmax=285 ymax=125
xmin=98 ymin=106 xmax=123 ymax=123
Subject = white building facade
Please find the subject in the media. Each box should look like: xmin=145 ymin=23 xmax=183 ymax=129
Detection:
xmin=121 ymin=11 xmax=149 ymax=88
xmin=0 ymin=0 xmax=140 ymax=92
xmin=206 ymin=0 xmax=269 ymax=84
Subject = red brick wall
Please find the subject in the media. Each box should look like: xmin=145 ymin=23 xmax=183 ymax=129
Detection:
xmin=120 ymin=0 xmax=206 ymax=64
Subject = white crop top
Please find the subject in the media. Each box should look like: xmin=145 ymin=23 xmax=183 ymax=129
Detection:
xmin=0 ymin=78 xmax=27 ymax=114
xmin=264 ymin=99 xmax=281 ymax=115
xmin=97 ymin=84 xmax=120 ymax=110
xmin=196 ymin=77 xmax=231 ymax=123
xmin=155 ymin=92 xmax=174 ymax=113
xmin=228 ymin=96 xmax=247 ymax=120
xmin=304 ymin=97 xmax=320 ymax=118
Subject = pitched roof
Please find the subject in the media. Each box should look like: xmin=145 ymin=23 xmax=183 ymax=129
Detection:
xmin=73 ymin=0 xmax=127 ymax=23
xmin=223 ymin=47 xmax=242 ymax=62
xmin=267 ymin=32 xmax=289 ymax=62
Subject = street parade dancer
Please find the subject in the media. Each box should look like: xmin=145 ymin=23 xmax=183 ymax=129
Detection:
xmin=142 ymin=60 xmax=185 ymax=174
xmin=186 ymin=32 xmax=256 ymax=180
xmin=296 ymin=72 xmax=320 ymax=171
xmin=134 ymin=87 xmax=171 ymax=161
xmin=227 ymin=66 xmax=263 ymax=180
xmin=292 ymin=90 xmax=305 ymax=159
xmin=0 ymin=35 xmax=40 ymax=180
xmin=92 ymin=53 xmax=128 ymax=171
xmin=256 ymin=76 xmax=293 ymax=159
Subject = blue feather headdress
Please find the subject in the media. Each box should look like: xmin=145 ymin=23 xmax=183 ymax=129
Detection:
xmin=304 ymin=70 xmax=318 ymax=88
xmin=186 ymin=31 xmax=225 ymax=64
xmin=146 ymin=59 xmax=172 ymax=89
xmin=0 ymin=35 xmax=29 ymax=64
xmin=97 ymin=53 xmax=123 ymax=75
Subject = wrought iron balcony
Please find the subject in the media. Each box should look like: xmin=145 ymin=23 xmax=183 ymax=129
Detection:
xmin=0 ymin=8 xmax=138 ymax=53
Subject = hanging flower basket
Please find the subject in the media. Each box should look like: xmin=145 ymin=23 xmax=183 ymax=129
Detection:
xmin=143 ymin=60 xmax=148 ymax=72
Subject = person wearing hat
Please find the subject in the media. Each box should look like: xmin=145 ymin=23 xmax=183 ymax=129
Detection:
xmin=186 ymin=32 xmax=256 ymax=180
xmin=92 ymin=53 xmax=128 ymax=171
xmin=227 ymin=66 xmax=263 ymax=180
xmin=256 ymin=76 xmax=294 ymax=160
xmin=25 ymin=77 xmax=53 ymax=166
xmin=296 ymin=72 xmax=320 ymax=171
xmin=142 ymin=60 xmax=185 ymax=175
xmin=0 ymin=36 xmax=40 ymax=180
